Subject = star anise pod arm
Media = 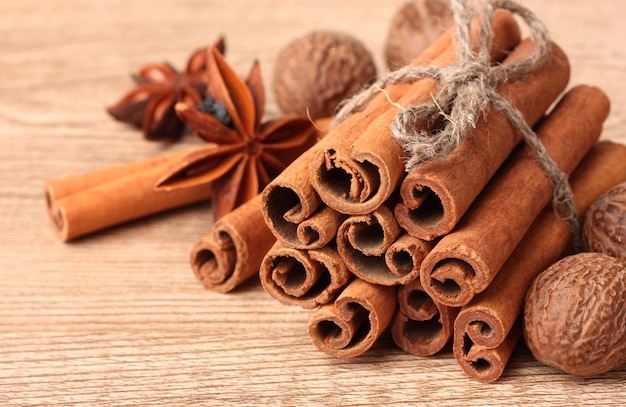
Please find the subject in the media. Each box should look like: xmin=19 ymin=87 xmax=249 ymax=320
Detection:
xmin=244 ymin=60 xmax=265 ymax=133
xmin=185 ymin=37 xmax=225 ymax=75
xmin=205 ymin=47 xmax=258 ymax=140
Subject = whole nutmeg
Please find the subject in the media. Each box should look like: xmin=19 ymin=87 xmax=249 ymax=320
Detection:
xmin=384 ymin=0 xmax=454 ymax=71
xmin=272 ymin=31 xmax=377 ymax=120
xmin=583 ymin=181 xmax=626 ymax=260
xmin=523 ymin=252 xmax=626 ymax=376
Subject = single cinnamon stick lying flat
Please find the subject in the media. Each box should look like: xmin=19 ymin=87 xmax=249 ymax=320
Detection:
xmin=46 ymin=148 xmax=212 ymax=242
xmin=420 ymin=85 xmax=609 ymax=307
xmin=391 ymin=278 xmax=459 ymax=356
xmin=46 ymin=149 xmax=192 ymax=201
xmin=336 ymin=204 xmax=433 ymax=286
xmin=309 ymin=9 xmax=521 ymax=216
xmin=395 ymin=39 xmax=571 ymax=241
xmin=453 ymin=140 xmax=626 ymax=383
xmin=261 ymin=13 xmax=515 ymax=247
xmin=307 ymin=278 xmax=397 ymax=358
xmin=259 ymin=241 xmax=352 ymax=309
xmin=190 ymin=194 xmax=275 ymax=293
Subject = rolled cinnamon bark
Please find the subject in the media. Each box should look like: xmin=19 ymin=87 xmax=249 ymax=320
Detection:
xmin=336 ymin=204 xmax=433 ymax=286
xmin=261 ymin=12 xmax=518 ymax=247
xmin=190 ymin=194 xmax=275 ymax=293
xmin=46 ymin=148 xmax=212 ymax=242
xmin=385 ymin=233 xmax=434 ymax=284
xmin=308 ymin=278 xmax=397 ymax=358
xmin=259 ymin=240 xmax=352 ymax=309
xmin=337 ymin=204 xmax=401 ymax=272
xmin=391 ymin=278 xmax=459 ymax=356
xmin=309 ymin=9 xmax=521 ymax=216
xmin=454 ymin=319 xmax=522 ymax=383
xmin=46 ymin=149 xmax=193 ymax=201
xmin=288 ymin=206 xmax=347 ymax=250
xmin=420 ymin=85 xmax=609 ymax=307
xmin=395 ymin=40 xmax=571 ymax=241
xmin=453 ymin=140 xmax=626 ymax=382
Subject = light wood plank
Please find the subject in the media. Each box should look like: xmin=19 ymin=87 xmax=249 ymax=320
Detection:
xmin=1 ymin=0 xmax=625 ymax=405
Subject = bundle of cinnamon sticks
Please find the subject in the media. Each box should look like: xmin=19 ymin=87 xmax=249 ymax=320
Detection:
xmin=192 ymin=8 xmax=626 ymax=382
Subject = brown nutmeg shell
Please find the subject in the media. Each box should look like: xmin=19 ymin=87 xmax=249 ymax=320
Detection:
xmin=583 ymin=181 xmax=626 ymax=260
xmin=272 ymin=31 xmax=377 ymax=120
xmin=523 ymin=252 xmax=626 ymax=376
xmin=384 ymin=0 xmax=454 ymax=71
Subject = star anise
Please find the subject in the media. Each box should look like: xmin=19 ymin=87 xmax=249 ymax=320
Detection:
xmin=155 ymin=46 xmax=319 ymax=219
xmin=106 ymin=37 xmax=225 ymax=141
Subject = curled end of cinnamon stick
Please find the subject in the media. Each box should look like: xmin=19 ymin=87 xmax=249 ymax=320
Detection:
xmin=420 ymin=255 xmax=483 ymax=307
xmin=191 ymin=194 xmax=275 ymax=293
xmin=453 ymin=319 xmax=522 ymax=383
xmin=454 ymin=308 xmax=507 ymax=349
xmin=391 ymin=311 xmax=448 ymax=357
xmin=395 ymin=173 xmax=457 ymax=241
xmin=294 ymin=206 xmax=346 ymax=249
xmin=391 ymin=279 xmax=459 ymax=356
xmin=261 ymin=182 xmax=325 ymax=248
xmin=453 ymin=334 xmax=507 ymax=383
xmin=259 ymin=242 xmax=351 ymax=309
xmin=190 ymin=228 xmax=242 ymax=293
xmin=310 ymin=146 xmax=388 ymax=216
xmin=307 ymin=279 xmax=396 ymax=358
xmin=337 ymin=206 xmax=418 ymax=286
xmin=386 ymin=233 xmax=433 ymax=284
xmin=45 ymin=184 xmax=71 ymax=242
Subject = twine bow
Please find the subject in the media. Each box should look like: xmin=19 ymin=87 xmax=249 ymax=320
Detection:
xmin=331 ymin=0 xmax=582 ymax=249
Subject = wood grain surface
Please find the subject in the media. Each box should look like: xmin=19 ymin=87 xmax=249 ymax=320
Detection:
xmin=1 ymin=0 xmax=625 ymax=405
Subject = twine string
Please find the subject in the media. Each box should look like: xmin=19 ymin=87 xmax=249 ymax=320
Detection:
xmin=330 ymin=0 xmax=581 ymax=249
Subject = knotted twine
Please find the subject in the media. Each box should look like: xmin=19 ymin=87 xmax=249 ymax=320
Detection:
xmin=331 ymin=0 xmax=582 ymax=249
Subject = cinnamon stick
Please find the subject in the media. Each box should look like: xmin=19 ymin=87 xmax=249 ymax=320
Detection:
xmin=46 ymin=149 xmax=192 ymax=201
xmin=45 ymin=148 xmax=212 ymax=242
xmin=261 ymin=13 xmax=513 ymax=247
xmin=385 ymin=233 xmax=434 ymax=284
xmin=453 ymin=140 xmax=626 ymax=383
xmin=391 ymin=278 xmax=459 ymax=356
xmin=190 ymin=194 xmax=275 ymax=293
xmin=454 ymin=319 xmax=522 ymax=383
xmin=259 ymin=240 xmax=352 ymax=309
xmin=307 ymin=278 xmax=397 ymax=358
xmin=308 ymin=9 xmax=521 ymax=216
xmin=395 ymin=39 xmax=571 ymax=241
xmin=336 ymin=204 xmax=433 ymax=286
xmin=420 ymin=85 xmax=609 ymax=307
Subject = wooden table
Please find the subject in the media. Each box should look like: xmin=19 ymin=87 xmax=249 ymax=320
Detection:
xmin=2 ymin=0 xmax=625 ymax=405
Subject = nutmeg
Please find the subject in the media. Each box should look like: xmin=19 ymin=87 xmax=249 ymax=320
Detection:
xmin=583 ymin=181 xmax=626 ymax=260
xmin=523 ymin=252 xmax=626 ymax=376
xmin=384 ymin=0 xmax=454 ymax=71
xmin=272 ymin=31 xmax=377 ymax=120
